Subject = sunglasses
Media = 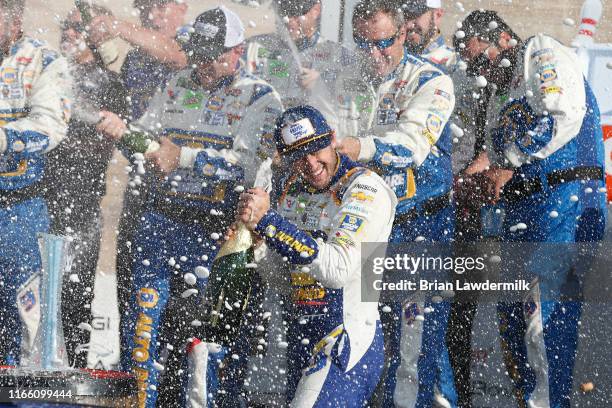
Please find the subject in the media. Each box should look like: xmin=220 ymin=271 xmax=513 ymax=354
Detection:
xmin=354 ymin=30 xmax=400 ymax=50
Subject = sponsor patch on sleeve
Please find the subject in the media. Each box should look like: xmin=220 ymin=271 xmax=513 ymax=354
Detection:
xmin=426 ymin=113 xmax=442 ymax=134
xmin=338 ymin=214 xmax=364 ymax=232
xmin=434 ymin=89 xmax=451 ymax=101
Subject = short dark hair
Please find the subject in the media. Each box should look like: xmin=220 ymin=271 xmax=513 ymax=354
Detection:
xmin=453 ymin=10 xmax=521 ymax=51
xmin=0 ymin=0 xmax=25 ymax=14
xmin=352 ymin=0 xmax=405 ymax=31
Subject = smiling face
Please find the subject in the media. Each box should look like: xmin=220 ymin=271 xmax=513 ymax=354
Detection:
xmin=354 ymin=11 xmax=407 ymax=78
xmin=292 ymin=143 xmax=338 ymax=190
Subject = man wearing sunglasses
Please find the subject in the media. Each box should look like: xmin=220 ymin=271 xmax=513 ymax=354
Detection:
xmin=246 ymin=0 xmax=354 ymax=109
xmin=96 ymin=6 xmax=282 ymax=407
xmin=310 ymin=1 xmax=456 ymax=407
xmin=455 ymin=10 xmax=606 ymax=408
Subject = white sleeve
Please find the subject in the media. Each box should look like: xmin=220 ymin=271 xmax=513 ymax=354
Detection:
xmin=309 ymin=174 xmax=396 ymax=288
xmin=358 ymin=73 xmax=456 ymax=167
xmin=1 ymin=54 xmax=72 ymax=153
xmin=520 ymin=34 xmax=586 ymax=160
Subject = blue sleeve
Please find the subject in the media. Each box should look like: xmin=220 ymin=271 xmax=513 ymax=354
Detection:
xmin=3 ymin=128 xmax=49 ymax=156
xmin=493 ymin=97 xmax=554 ymax=156
xmin=254 ymin=209 xmax=319 ymax=265
xmin=371 ymin=139 xmax=414 ymax=169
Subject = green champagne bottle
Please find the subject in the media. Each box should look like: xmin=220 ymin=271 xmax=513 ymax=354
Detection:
xmin=203 ymin=224 xmax=257 ymax=346
xmin=75 ymin=0 xmax=92 ymax=24
xmin=119 ymin=130 xmax=160 ymax=156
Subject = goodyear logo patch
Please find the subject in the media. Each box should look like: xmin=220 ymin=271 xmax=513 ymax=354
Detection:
xmin=339 ymin=214 xmax=364 ymax=232
xmin=282 ymin=118 xmax=316 ymax=145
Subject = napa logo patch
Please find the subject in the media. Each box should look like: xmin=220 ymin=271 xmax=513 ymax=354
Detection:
xmin=339 ymin=214 xmax=364 ymax=232
xmin=282 ymin=118 xmax=316 ymax=145
xmin=138 ymin=288 xmax=159 ymax=308
xmin=426 ymin=113 xmax=442 ymax=134
xmin=540 ymin=68 xmax=557 ymax=83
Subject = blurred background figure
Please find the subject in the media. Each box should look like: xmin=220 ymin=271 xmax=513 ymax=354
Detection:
xmin=246 ymin=0 xmax=354 ymax=109
xmin=42 ymin=4 xmax=128 ymax=369
xmin=86 ymin=0 xmax=189 ymax=365
xmin=0 ymin=0 xmax=72 ymax=366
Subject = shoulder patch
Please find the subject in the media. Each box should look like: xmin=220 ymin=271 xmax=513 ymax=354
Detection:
xmin=249 ymin=84 xmax=273 ymax=105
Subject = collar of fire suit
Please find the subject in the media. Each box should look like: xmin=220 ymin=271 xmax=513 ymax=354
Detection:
xmin=424 ymin=35 xmax=445 ymax=55
xmin=381 ymin=48 xmax=411 ymax=83
xmin=190 ymin=62 xmax=240 ymax=94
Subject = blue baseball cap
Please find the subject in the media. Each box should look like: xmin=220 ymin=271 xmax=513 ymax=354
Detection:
xmin=274 ymin=105 xmax=333 ymax=165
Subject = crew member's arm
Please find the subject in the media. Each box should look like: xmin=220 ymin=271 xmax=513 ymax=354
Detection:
xmin=493 ymin=34 xmax=586 ymax=167
xmin=357 ymin=72 xmax=456 ymax=168
xmin=178 ymin=86 xmax=283 ymax=185
xmin=89 ymin=14 xmax=187 ymax=69
xmin=241 ymin=174 xmax=396 ymax=288
xmin=0 ymin=51 xmax=72 ymax=155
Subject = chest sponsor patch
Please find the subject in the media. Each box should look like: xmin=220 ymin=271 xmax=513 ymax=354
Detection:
xmin=338 ymin=214 xmax=364 ymax=233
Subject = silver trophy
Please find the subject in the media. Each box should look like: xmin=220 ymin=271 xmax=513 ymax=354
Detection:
xmin=19 ymin=233 xmax=74 ymax=371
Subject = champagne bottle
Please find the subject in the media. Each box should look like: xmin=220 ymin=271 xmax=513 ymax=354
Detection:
xmin=75 ymin=0 xmax=119 ymax=66
xmin=75 ymin=0 xmax=92 ymax=23
xmin=202 ymin=223 xmax=257 ymax=346
xmin=119 ymin=130 xmax=161 ymax=156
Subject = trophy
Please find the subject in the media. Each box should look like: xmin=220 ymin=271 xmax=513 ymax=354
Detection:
xmin=0 ymin=234 xmax=138 ymax=406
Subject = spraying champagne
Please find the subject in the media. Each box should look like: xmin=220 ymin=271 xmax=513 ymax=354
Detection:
xmin=201 ymin=223 xmax=257 ymax=346
xmin=74 ymin=0 xmax=119 ymax=66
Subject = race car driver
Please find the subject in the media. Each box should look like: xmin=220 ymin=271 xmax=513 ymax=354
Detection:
xmin=96 ymin=6 xmax=282 ymax=407
xmin=310 ymin=1 xmax=457 ymax=406
xmin=456 ymin=10 xmax=606 ymax=408
xmin=237 ymin=105 xmax=396 ymax=406
xmin=0 ymin=0 xmax=72 ymax=365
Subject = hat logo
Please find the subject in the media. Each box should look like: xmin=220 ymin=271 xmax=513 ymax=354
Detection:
xmin=194 ymin=22 xmax=219 ymax=39
xmin=282 ymin=118 xmax=316 ymax=145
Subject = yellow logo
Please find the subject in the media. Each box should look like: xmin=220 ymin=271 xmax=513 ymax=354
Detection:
xmin=350 ymin=191 xmax=374 ymax=202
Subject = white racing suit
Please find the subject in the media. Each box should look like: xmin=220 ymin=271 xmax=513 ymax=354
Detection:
xmin=0 ymin=36 xmax=71 ymax=365
xmin=244 ymin=32 xmax=355 ymax=401
xmin=312 ymin=49 xmax=457 ymax=407
xmin=255 ymin=154 xmax=396 ymax=407
xmin=485 ymin=34 xmax=606 ymax=408
xmin=121 ymin=66 xmax=282 ymax=408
